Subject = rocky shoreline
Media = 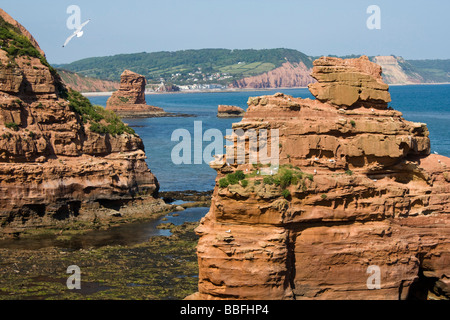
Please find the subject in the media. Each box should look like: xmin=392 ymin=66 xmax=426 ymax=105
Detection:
xmin=118 ymin=111 xmax=196 ymax=119
xmin=0 ymin=188 xmax=210 ymax=299
xmin=1 ymin=188 xmax=212 ymax=240
xmin=0 ymin=221 xmax=200 ymax=300
xmin=217 ymin=105 xmax=245 ymax=118
xmin=159 ymin=190 xmax=213 ymax=203
xmin=81 ymin=82 xmax=450 ymax=97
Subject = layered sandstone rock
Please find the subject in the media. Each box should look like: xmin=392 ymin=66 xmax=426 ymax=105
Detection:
xmin=0 ymin=10 xmax=163 ymax=236
xmin=308 ymin=56 xmax=392 ymax=108
xmin=189 ymin=56 xmax=450 ymax=300
xmin=106 ymin=70 xmax=166 ymax=118
xmin=217 ymin=105 xmax=245 ymax=118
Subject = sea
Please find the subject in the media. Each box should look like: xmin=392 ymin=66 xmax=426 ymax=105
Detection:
xmin=88 ymin=84 xmax=450 ymax=193
xmin=1 ymin=85 xmax=448 ymax=249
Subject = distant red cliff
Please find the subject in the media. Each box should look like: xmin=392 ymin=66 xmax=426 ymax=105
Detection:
xmin=58 ymin=69 xmax=120 ymax=93
xmin=230 ymin=61 xmax=315 ymax=89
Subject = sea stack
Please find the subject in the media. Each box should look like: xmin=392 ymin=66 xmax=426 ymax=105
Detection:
xmin=0 ymin=10 xmax=162 ymax=237
xmin=217 ymin=105 xmax=245 ymax=118
xmin=189 ymin=56 xmax=450 ymax=300
xmin=106 ymin=70 xmax=166 ymax=118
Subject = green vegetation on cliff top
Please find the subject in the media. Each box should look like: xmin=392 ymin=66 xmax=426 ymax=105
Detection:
xmin=406 ymin=59 xmax=450 ymax=83
xmin=55 ymin=48 xmax=313 ymax=85
xmin=56 ymin=49 xmax=450 ymax=86
xmin=1 ymin=15 xmax=135 ymax=138
xmin=0 ymin=14 xmax=67 ymax=97
xmin=67 ymin=89 xmax=135 ymax=136
xmin=0 ymin=15 xmax=41 ymax=61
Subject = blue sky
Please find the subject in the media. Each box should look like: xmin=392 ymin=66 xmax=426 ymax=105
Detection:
xmin=1 ymin=0 xmax=449 ymax=64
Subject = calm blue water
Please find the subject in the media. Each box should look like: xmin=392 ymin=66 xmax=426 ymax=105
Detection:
xmin=88 ymin=85 xmax=450 ymax=192
xmin=388 ymin=85 xmax=450 ymax=157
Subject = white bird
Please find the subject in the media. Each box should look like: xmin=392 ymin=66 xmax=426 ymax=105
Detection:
xmin=438 ymin=159 xmax=441 ymax=163
xmin=434 ymin=151 xmax=439 ymax=155
xmin=225 ymin=230 xmax=231 ymax=233
xmin=226 ymin=162 xmax=230 ymax=166
xmin=63 ymin=19 xmax=91 ymax=47
xmin=314 ymin=169 xmax=317 ymax=174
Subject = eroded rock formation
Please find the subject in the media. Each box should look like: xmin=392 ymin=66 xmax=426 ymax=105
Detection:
xmin=189 ymin=56 xmax=450 ymax=300
xmin=308 ymin=56 xmax=392 ymax=108
xmin=106 ymin=70 xmax=166 ymax=118
xmin=0 ymin=10 xmax=163 ymax=237
xmin=217 ymin=105 xmax=245 ymax=118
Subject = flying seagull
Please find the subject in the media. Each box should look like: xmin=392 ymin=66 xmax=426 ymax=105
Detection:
xmin=63 ymin=19 xmax=90 ymax=47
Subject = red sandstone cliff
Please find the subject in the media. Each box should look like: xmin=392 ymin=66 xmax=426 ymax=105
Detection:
xmin=106 ymin=70 xmax=165 ymax=118
xmin=189 ymin=56 xmax=450 ymax=300
xmin=58 ymin=69 xmax=120 ymax=93
xmin=230 ymin=61 xmax=315 ymax=89
xmin=0 ymin=10 xmax=162 ymax=237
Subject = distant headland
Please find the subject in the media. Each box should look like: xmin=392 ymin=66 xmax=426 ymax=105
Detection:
xmin=54 ymin=49 xmax=450 ymax=94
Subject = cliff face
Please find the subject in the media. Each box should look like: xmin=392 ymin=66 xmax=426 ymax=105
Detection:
xmin=0 ymin=10 xmax=161 ymax=236
xmin=230 ymin=56 xmax=435 ymax=89
xmin=372 ymin=56 xmax=424 ymax=85
xmin=190 ymin=56 xmax=450 ymax=300
xmin=106 ymin=70 xmax=165 ymax=118
xmin=57 ymin=69 xmax=120 ymax=93
xmin=230 ymin=61 xmax=315 ymax=89
xmin=308 ymin=56 xmax=392 ymax=108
